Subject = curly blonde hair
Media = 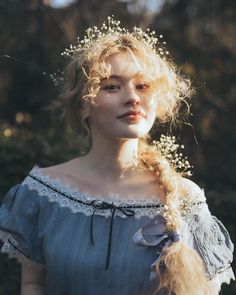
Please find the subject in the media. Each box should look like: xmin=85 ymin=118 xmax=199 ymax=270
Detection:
xmin=56 ymin=30 xmax=213 ymax=295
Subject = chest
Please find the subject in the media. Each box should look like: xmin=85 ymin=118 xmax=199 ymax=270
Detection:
xmin=39 ymin=205 xmax=160 ymax=295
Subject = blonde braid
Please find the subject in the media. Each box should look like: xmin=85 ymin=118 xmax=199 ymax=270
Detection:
xmin=138 ymin=138 xmax=214 ymax=295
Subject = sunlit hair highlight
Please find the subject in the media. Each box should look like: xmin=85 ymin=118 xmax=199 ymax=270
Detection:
xmin=55 ymin=22 xmax=213 ymax=295
xmin=59 ymin=33 xmax=192 ymax=136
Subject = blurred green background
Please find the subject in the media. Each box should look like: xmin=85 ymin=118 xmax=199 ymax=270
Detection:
xmin=0 ymin=0 xmax=235 ymax=294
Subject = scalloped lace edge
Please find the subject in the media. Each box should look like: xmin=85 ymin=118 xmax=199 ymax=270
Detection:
xmin=210 ymin=266 xmax=235 ymax=293
xmin=30 ymin=165 xmax=164 ymax=204
xmin=21 ymin=165 xmax=207 ymax=219
xmin=0 ymin=230 xmax=45 ymax=267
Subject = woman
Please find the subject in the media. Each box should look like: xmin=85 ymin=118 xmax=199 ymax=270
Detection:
xmin=0 ymin=17 xmax=234 ymax=295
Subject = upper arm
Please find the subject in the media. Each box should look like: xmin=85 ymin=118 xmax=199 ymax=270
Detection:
xmin=21 ymin=263 xmax=46 ymax=288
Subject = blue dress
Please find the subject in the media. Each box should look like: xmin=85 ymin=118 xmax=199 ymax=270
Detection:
xmin=0 ymin=166 xmax=234 ymax=295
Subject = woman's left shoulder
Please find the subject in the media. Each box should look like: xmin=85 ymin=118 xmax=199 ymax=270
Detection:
xmin=177 ymin=178 xmax=235 ymax=290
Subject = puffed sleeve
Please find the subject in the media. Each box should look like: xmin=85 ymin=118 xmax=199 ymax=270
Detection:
xmin=181 ymin=179 xmax=235 ymax=293
xmin=0 ymin=182 xmax=45 ymax=266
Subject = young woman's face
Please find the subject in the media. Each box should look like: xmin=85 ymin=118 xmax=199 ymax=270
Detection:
xmin=88 ymin=52 xmax=158 ymax=140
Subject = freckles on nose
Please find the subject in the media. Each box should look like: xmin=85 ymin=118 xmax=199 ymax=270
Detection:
xmin=126 ymin=89 xmax=140 ymax=102
xmin=146 ymin=98 xmax=158 ymax=116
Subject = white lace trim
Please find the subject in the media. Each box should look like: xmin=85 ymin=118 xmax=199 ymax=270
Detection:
xmin=22 ymin=165 xmax=206 ymax=219
xmin=0 ymin=230 xmax=44 ymax=266
xmin=210 ymin=266 xmax=235 ymax=294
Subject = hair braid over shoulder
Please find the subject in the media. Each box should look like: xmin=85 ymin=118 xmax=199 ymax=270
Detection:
xmin=138 ymin=137 xmax=214 ymax=295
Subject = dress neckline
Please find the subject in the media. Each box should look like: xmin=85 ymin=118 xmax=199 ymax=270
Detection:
xmin=23 ymin=165 xmax=206 ymax=219
xmin=29 ymin=165 xmax=163 ymax=207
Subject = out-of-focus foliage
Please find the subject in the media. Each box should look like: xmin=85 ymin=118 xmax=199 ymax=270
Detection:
xmin=0 ymin=0 xmax=235 ymax=294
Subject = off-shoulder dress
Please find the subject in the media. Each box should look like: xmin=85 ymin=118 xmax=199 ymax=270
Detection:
xmin=0 ymin=166 xmax=234 ymax=295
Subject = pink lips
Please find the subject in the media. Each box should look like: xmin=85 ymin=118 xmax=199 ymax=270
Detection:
xmin=117 ymin=110 xmax=145 ymax=124
xmin=117 ymin=110 xmax=144 ymax=119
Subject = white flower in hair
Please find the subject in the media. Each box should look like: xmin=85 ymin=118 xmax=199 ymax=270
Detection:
xmin=61 ymin=16 xmax=169 ymax=60
xmin=153 ymin=134 xmax=193 ymax=177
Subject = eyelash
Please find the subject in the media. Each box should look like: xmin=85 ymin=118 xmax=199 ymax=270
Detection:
xmin=101 ymin=83 xmax=150 ymax=91
xmin=136 ymin=84 xmax=150 ymax=90
xmin=101 ymin=84 xmax=120 ymax=91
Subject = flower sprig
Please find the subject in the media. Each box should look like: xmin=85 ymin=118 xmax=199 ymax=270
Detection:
xmin=153 ymin=135 xmax=193 ymax=177
xmin=47 ymin=70 xmax=64 ymax=86
xmin=61 ymin=16 xmax=169 ymax=59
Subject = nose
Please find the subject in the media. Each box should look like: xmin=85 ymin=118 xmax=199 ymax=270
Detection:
xmin=124 ymin=86 xmax=140 ymax=105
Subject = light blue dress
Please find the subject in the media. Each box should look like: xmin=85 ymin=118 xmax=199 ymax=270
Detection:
xmin=0 ymin=166 xmax=234 ymax=295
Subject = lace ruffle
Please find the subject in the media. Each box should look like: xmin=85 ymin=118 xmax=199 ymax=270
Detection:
xmin=22 ymin=166 xmax=206 ymax=219
xmin=0 ymin=230 xmax=44 ymax=266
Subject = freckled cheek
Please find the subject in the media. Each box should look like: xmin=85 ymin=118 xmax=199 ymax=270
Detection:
xmin=92 ymin=99 xmax=116 ymax=116
xmin=91 ymin=101 xmax=118 ymax=124
xmin=144 ymin=95 xmax=158 ymax=113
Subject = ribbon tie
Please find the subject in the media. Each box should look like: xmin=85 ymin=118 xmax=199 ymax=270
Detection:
xmin=133 ymin=222 xmax=181 ymax=280
xmin=89 ymin=199 xmax=135 ymax=269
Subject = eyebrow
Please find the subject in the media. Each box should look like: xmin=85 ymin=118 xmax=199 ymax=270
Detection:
xmin=100 ymin=75 xmax=122 ymax=81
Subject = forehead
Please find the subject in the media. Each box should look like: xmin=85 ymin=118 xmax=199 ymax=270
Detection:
xmin=104 ymin=52 xmax=147 ymax=80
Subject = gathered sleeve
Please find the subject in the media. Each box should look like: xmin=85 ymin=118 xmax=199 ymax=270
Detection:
xmin=181 ymin=179 xmax=235 ymax=293
xmin=0 ymin=182 xmax=45 ymax=266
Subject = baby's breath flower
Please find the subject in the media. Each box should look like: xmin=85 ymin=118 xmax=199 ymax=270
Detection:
xmin=153 ymin=134 xmax=193 ymax=177
xmin=61 ymin=16 xmax=169 ymax=60
xmin=48 ymin=70 xmax=64 ymax=86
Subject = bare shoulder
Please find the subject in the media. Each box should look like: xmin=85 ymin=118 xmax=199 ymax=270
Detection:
xmin=38 ymin=158 xmax=81 ymax=179
xmin=38 ymin=163 xmax=67 ymax=178
xmin=36 ymin=158 xmax=91 ymax=191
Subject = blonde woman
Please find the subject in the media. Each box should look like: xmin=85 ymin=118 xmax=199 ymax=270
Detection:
xmin=0 ymin=17 xmax=234 ymax=295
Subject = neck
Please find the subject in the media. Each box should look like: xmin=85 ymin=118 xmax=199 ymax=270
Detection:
xmin=78 ymin=136 xmax=144 ymax=183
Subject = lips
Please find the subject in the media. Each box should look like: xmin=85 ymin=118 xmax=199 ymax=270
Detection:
xmin=117 ymin=110 xmax=145 ymax=119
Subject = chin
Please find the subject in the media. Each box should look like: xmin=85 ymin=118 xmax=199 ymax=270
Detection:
xmin=126 ymin=125 xmax=151 ymax=137
xmin=99 ymin=124 xmax=151 ymax=140
xmin=113 ymin=130 xmax=149 ymax=139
